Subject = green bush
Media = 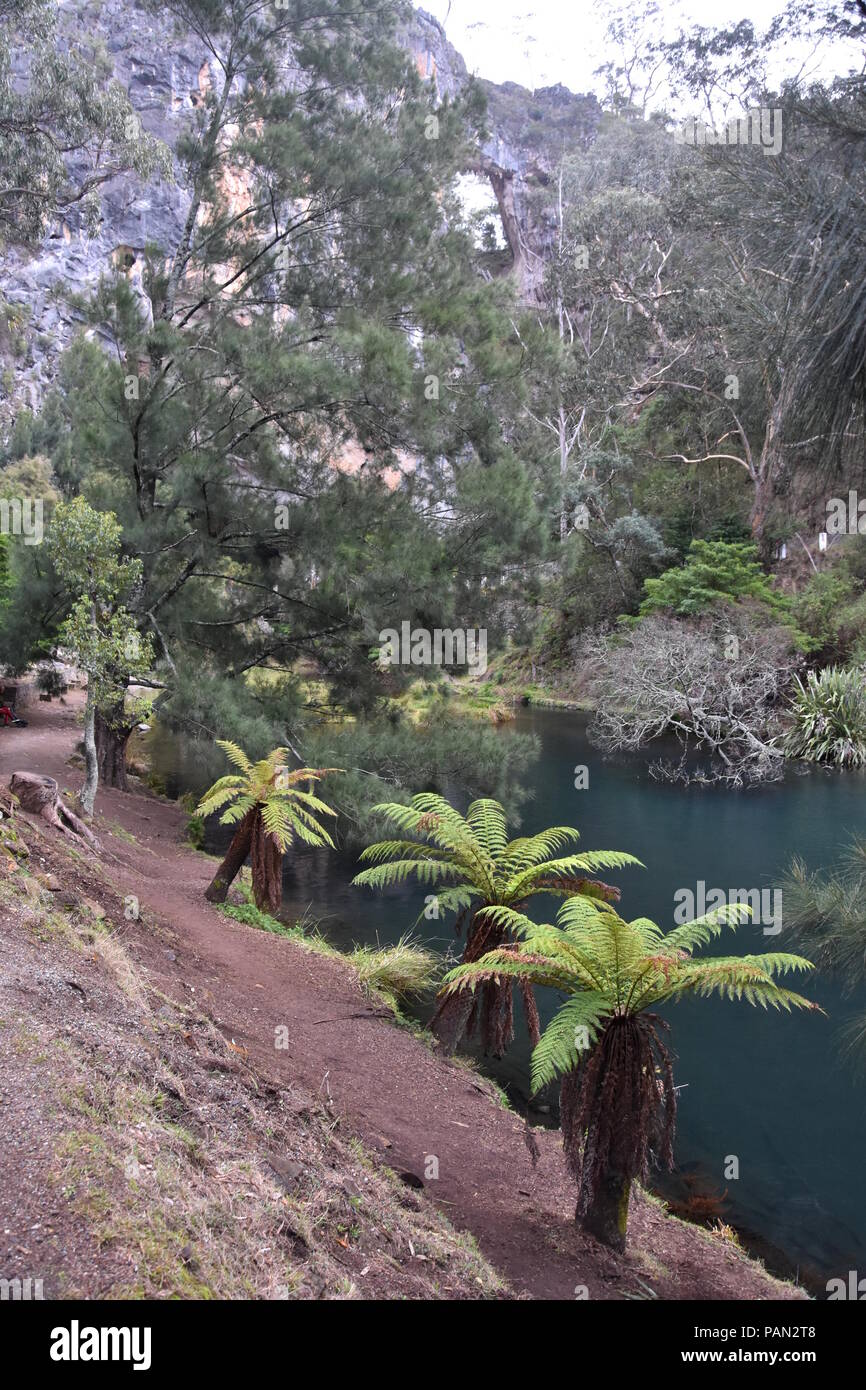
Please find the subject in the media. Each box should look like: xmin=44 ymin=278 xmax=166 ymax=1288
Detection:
xmin=185 ymin=812 xmax=206 ymax=850
xmin=639 ymin=540 xmax=787 ymax=618
xmin=36 ymin=666 xmax=64 ymax=697
xmin=785 ymin=666 xmax=866 ymax=767
xmin=791 ymin=570 xmax=859 ymax=657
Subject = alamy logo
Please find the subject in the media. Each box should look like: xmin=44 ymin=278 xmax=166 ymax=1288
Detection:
xmin=674 ymin=881 xmax=782 ymax=936
xmin=0 ymin=1276 xmax=44 ymax=1300
xmin=50 ymin=1321 xmax=152 ymax=1371
xmin=674 ymin=108 xmax=783 ymax=157
xmin=826 ymin=1270 xmax=866 ymax=1300
xmin=0 ymin=496 xmax=43 ymax=544
xmin=378 ymin=622 xmax=487 ymax=675
xmin=827 ymin=491 xmax=866 ymax=535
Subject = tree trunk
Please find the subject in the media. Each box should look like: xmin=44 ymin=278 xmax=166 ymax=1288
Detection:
xmin=250 ymin=810 xmax=283 ymax=913
xmin=205 ymin=809 xmax=255 ymax=903
xmin=78 ymin=689 xmax=99 ymax=818
xmin=750 ymin=380 xmax=795 ymax=558
xmin=749 ymin=469 xmax=776 ymax=557
xmin=95 ymin=702 xmax=135 ymax=790
xmin=559 ymin=402 xmax=569 ymax=543
xmin=431 ymin=909 xmax=534 ymax=1056
xmin=579 ymin=1171 xmax=631 ymax=1253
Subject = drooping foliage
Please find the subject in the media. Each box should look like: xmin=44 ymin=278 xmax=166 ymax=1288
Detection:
xmin=0 ymin=0 xmax=169 ymax=242
xmin=782 ymin=838 xmax=866 ymax=1068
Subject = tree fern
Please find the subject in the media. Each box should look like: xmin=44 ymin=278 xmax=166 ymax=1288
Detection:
xmin=440 ymin=893 xmax=819 ymax=1252
xmin=197 ymin=745 xmax=339 ymax=912
xmin=353 ymin=793 xmax=640 ymax=1055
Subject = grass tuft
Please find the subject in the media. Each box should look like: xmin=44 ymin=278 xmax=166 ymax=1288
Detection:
xmin=348 ymin=933 xmax=443 ymax=1010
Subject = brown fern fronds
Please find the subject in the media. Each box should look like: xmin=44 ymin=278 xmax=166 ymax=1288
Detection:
xmin=561 ymin=1013 xmax=676 ymax=1217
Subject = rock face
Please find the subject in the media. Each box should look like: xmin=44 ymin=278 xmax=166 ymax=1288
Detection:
xmin=404 ymin=11 xmax=602 ymax=299
xmin=0 ymin=2 xmax=600 ymax=422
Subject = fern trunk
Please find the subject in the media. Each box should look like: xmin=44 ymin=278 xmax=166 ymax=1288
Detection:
xmin=250 ymin=809 xmax=283 ymax=913
xmin=432 ymin=909 xmax=540 ymax=1056
xmin=205 ymin=809 xmax=255 ymax=903
xmin=579 ymin=1172 xmax=631 ymax=1252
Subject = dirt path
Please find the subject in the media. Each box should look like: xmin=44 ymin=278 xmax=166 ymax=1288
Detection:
xmin=0 ymin=694 xmax=805 ymax=1300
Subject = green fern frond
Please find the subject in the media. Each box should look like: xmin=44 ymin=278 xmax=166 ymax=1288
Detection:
xmin=216 ymin=739 xmax=253 ymax=774
xmin=196 ymin=777 xmax=246 ymax=818
xmin=466 ymin=798 xmax=509 ymax=855
xmin=506 ymin=849 xmax=642 ymax=901
xmin=664 ymin=902 xmax=752 ymax=954
xmin=354 ymin=859 xmax=461 ymax=890
xmin=356 ymin=840 xmax=456 ymax=866
xmin=530 ymin=993 xmax=609 ymax=1092
xmin=220 ymin=795 xmax=255 ymax=825
xmin=501 ymin=827 xmax=583 ymax=871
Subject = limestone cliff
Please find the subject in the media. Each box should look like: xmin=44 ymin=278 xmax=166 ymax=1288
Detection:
xmin=0 ymin=2 xmax=600 ymax=422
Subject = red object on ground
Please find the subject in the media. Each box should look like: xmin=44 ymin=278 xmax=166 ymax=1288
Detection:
xmin=0 ymin=704 xmax=14 ymax=725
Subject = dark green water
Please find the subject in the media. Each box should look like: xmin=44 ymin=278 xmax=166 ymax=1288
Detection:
xmin=164 ymin=709 xmax=866 ymax=1287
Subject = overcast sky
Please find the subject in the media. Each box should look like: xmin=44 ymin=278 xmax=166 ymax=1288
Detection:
xmin=416 ymin=0 xmax=857 ymax=97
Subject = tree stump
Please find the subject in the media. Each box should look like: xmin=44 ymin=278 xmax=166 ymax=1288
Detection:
xmin=9 ymin=773 xmax=100 ymax=849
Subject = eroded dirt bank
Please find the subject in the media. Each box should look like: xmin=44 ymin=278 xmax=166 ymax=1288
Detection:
xmin=0 ymin=694 xmax=806 ymax=1300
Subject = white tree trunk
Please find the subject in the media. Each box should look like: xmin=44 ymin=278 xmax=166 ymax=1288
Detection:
xmin=79 ymin=689 xmax=99 ymax=818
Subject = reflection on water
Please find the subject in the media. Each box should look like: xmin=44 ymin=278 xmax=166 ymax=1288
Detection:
xmin=154 ymin=708 xmax=866 ymax=1289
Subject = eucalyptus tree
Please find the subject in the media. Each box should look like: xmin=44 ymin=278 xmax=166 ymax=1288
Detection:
xmin=49 ymin=498 xmax=155 ymax=816
xmin=0 ymin=0 xmax=168 ymax=242
xmin=520 ymin=117 xmax=686 ymax=546
xmin=625 ymin=0 xmax=866 ymax=548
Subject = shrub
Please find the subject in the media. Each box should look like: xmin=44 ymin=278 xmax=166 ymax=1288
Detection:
xmin=586 ymin=606 xmax=800 ymax=785
xmin=785 ymin=666 xmax=866 ymax=767
xmin=791 ymin=571 xmax=858 ymax=653
xmin=639 ymin=540 xmax=787 ymax=618
xmin=36 ymin=666 xmax=64 ymax=697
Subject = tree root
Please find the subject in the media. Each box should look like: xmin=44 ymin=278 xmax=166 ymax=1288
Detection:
xmin=9 ymin=772 xmax=101 ymax=851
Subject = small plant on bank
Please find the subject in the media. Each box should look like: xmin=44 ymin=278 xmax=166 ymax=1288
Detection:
xmin=785 ymin=665 xmax=866 ymax=767
xmin=217 ymin=903 xmax=439 ymax=1015
xmin=439 ymin=895 xmax=819 ymax=1252
xmin=353 ymin=793 xmax=640 ymax=1055
xmin=180 ymin=793 xmax=206 ymax=850
xmin=197 ymin=742 xmax=339 ymax=912
xmin=349 ymin=934 xmax=443 ymax=1011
